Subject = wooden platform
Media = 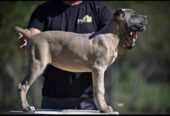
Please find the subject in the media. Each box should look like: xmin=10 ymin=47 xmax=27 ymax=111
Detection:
xmin=9 ymin=109 xmax=119 ymax=115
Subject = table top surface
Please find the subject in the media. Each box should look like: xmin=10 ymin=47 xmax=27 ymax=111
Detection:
xmin=9 ymin=109 xmax=119 ymax=115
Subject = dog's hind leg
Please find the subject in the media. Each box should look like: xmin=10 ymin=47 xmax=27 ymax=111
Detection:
xmin=17 ymin=44 xmax=50 ymax=112
xmin=92 ymin=65 xmax=113 ymax=113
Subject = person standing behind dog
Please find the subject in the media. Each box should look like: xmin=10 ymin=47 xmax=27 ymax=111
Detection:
xmin=17 ymin=0 xmax=136 ymax=110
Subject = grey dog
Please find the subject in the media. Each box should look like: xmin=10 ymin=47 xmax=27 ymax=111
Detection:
xmin=15 ymin=8 xmax=148 ymax=113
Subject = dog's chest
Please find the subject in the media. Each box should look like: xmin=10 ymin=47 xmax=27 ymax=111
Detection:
xmin=108 ymin=51 xmax=118 ymax=66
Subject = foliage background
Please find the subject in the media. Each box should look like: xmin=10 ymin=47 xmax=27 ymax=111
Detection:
xmin=0 ymin=1 xmax=170 ymax=114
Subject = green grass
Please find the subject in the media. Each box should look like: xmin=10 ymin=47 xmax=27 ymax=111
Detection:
xmin=115 ymin=82 xmax=170 ymax=114
xmin=135 ymin=83 xmax=170 ymax=113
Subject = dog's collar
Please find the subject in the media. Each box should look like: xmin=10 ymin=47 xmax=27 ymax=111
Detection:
xmin=119 ymin=32 xmax=136 ymax=49
xmin=118 ymin=26 xmax=137 ymax=50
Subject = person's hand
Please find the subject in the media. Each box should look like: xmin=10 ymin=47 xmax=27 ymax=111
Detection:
xmin=118 ymin=32 xmax=137 ymax=55
xmin=16 ymin=29 xmax=30 ymax=54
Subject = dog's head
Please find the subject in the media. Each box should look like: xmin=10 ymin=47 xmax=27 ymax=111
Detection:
xmin=114 ymin=8 xmax=148 ymax=33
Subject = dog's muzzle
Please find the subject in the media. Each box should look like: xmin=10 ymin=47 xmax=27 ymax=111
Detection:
xmin=128 ymin=15 xmax=148 ymax=32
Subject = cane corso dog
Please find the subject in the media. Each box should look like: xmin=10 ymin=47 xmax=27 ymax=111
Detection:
xmin=15 ymin=8 xmax=148 ymax=113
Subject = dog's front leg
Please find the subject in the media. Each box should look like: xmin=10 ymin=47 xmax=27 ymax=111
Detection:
xmin=92 ymin=65 xmax=113 ymax=113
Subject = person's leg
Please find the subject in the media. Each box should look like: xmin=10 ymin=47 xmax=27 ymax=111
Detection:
xmin=41 ymin=96 xmax=62 ymax=109
xmin=41 ymin=96 xmax=81 ymax=109
xmin=41 ymin=96 xmax=98 ymax=110
xmin=79 ymin=98 xmax=98 ymax=110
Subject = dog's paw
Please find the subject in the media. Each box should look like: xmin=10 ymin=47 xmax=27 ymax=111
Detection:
xmin=23 ymin=106 xmax=36 ymax=112
xmin=100 ymin=106 xmax=113 ymax=113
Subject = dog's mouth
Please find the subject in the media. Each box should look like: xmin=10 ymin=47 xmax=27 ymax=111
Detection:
xmin=129 ymin=31 xmax=137 ymax=38
xmin=129 ymin=24 xmax=146 ymax=32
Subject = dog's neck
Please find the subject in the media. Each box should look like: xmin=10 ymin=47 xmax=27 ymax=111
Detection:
xmin=116 ymin=21 xmax=129 ymax=41
xmin=89 ymin=17 xmax=127 ymax=40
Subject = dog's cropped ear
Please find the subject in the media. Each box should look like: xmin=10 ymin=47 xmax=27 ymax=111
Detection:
xmin=113 ymin=9 xmax=125 ymax=21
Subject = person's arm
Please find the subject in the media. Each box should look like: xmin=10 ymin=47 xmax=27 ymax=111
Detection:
xmin=29 ymin=28 xmax=42 ymax=35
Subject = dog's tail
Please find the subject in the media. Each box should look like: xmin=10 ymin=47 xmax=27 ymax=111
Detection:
xmin=15 ymin=26 xmax=31 ymax=39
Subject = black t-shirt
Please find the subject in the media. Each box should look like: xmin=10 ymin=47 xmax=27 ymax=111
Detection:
xmin=28 ymin=1 xmax=113 ymax=98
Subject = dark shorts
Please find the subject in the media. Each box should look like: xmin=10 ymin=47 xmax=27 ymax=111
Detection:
xmin=41 ymin=96 xmax=98 ymax=110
